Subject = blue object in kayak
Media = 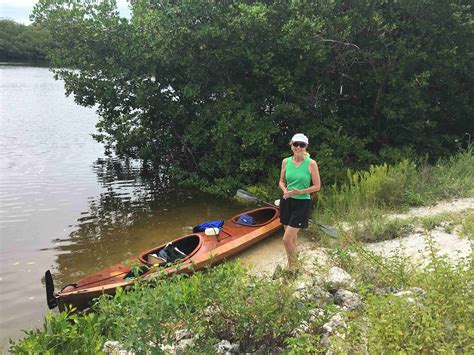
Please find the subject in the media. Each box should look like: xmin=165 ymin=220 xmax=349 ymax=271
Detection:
xmin=237 ymin=214 xmax=255 ymax=225
xmin=193 ymin=220 xmax=224 ymax=233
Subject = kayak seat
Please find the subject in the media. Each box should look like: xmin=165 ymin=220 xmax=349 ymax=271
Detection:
xmin=158 ymin=243 xmax=185 ymax=263
xmin=233 ymin=207 xmax=278 ymax=226
xmin=147 ymin=253 xmax=167 ymax=265
xmin=156 ymin=235 xmax=201 ymax=263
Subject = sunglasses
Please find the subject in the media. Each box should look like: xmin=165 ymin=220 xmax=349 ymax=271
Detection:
xmin=292 ymin=142 xmax=307 ymax=148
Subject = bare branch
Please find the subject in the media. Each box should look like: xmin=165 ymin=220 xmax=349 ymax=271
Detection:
xmin=315 ymin=34 xmax=360 ymax=50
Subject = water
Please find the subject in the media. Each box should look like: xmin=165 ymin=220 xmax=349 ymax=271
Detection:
xmin=0 ymin=65 xmax=246 ymax=350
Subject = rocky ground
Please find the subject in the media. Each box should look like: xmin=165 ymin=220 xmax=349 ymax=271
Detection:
xmin=237 ymin=197 xmax=472 ymax=353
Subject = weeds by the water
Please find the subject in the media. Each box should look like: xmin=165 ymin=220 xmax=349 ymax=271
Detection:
xmin=10 ymin=262 xmax=313 ymax=353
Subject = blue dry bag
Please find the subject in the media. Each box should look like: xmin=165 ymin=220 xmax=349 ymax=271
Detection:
xmin=193 ymin=220 xmax=224 ymax=233
xmin=237 ymin=214 xmax=255 ymax=225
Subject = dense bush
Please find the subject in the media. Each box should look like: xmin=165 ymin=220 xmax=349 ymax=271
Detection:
xmin=31 ymin=0 xmax=473 ymax=194
xmin=11 ymin=311 xmax=104 ymax=354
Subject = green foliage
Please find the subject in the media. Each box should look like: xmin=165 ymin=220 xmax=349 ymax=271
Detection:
xmin=350 ymin=217 xmax=414 ymax=243
xmin=328 ymin=245 xmax=416 ymax=289
xmin=461 ymin=213 xmax=474 ymax=238
xmin=11 ymin=262 xmax=310 ymax=353
xmin=194 ymin=276 xmax=306 ymax=352
xmin=416 ymin=210 xmax=473 ymax=235
xmin=324 ymin=160 xmax=416 ymax=214
xmin=316 ymin=148 xmax=474 ymax=232
xmin=9 ymin=309 xmax=104 ymax=354
xmin=0 ymin=20 xmax=52 ymax=61
xmin=420 ymin=214 xmax=447 ymax=231
xmin=11 ymin=245 xmax=473 ymax=353
xmin=285 ymin=333 xmax=323 ymax=354
xmin=323 ymin=242 xmax=473 ymax=353
xmin=409 ymin=146 xmax=474 ymax=204
xmin=344 ymin=253 xmax=473 ymax=353
xmin=30 ymin=0 xmax=473 ymax=193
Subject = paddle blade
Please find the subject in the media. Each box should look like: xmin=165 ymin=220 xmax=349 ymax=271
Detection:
xmin=235 ymin=189 xmax=259 ymax=202
xmin=317 ymin=224 xmax=338 ymax=238
xmin=45 ymin=270 xmax=58 ymax=309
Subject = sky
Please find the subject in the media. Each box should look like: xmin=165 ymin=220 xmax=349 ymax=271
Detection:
xmin=0 ymin=0 xmax=130 ymax=24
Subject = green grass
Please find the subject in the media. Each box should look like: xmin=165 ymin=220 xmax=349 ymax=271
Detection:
xmin=461 ymin=213 xmax=474 ymax=238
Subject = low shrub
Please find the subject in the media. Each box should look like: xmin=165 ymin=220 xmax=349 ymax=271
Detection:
xmin=349 ymin=257 xmax=472 ymax=353
xmin=317 ymin=160 xmax=416 ymax=220
xmin=413 ymin=147 xmax=474 ymax=203
xmin=461 ymin=212 xmax=474 ymax=238
xmin=193 ymin=276 xmax=307 ymax=352
xmin=9 ymin=311 xmax=104 ymax=354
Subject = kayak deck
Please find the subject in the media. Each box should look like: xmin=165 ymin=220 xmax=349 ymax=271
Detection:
xmin=51 ymin=206 xmax=281 ymax=311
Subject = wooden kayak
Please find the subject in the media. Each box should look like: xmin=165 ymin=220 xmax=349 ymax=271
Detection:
xmin=45 ymin=206 xmax=282 ymax=312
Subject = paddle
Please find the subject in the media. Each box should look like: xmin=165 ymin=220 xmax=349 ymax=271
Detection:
xmin=45 ymin=270 xmax=58 ymax=309
xmin=235 ymin=189 xmax=337 ymax=238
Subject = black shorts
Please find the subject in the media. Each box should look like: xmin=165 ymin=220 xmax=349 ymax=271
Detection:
xmin=279 ymin=198 xmax=312 ymax=229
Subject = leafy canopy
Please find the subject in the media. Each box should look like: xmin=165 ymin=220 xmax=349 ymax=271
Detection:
xmin=32 ymin=0 xmax=473 ymax=195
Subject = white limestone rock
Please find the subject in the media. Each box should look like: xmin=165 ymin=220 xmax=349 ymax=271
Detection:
xmin=334 ymin=289 xmax=364 ymax=311
xmin=175 ymin=338 xmax=194 ymax=354
xmin=103 ymin=341 xmax=134 ymax=355
xmin=322 ymin=313 xmax=347 ymax=335
xmin=321 ymin=313 xmax=348 ymax=354
xmin=394 ymin=287 xmax=426 ymax=303
xmin=175 ymin=328 xmax=192 ymax=341
xmin=325 ymin=266 xmax=354 ymax=291
xmin=215 ymin=339 xmax=240 ymax=354
xmin=308 ymin=286 xmax=333 ymax=306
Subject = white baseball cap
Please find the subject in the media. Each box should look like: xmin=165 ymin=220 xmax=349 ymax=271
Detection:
xmin=291 ymin=133 xmax=309 ymax=144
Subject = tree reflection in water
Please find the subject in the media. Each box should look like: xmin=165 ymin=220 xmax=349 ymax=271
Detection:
xmin=51 ymin=157 xmax=241 ymax=286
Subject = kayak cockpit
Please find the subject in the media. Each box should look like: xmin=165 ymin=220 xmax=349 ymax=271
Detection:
xmin=139 ymin=234 xmax=202 ymax=266
xmin=232 ymin=206 xmax=279 ymax=226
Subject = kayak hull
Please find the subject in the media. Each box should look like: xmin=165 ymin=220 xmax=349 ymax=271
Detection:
xmin=52 ymin=206 xmax=282 ymax=312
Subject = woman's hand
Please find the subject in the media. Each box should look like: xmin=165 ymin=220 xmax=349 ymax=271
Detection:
xmin=283 ymin=189 xmax=299 ymax=199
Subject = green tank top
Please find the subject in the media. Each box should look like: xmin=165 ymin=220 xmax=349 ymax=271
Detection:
xmin=285 ymin=154 xmax=311 ymax=200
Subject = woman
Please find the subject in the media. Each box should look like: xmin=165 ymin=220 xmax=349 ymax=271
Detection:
xmin=279 ymin=133 xmax=321 ymax=271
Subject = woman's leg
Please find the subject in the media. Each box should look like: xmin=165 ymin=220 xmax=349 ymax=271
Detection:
xmin=283 ymin=226 xmax=300 ymax=270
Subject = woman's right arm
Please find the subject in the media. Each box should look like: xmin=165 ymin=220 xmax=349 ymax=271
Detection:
xmin=279 ymin=158 xmax=288 ymax=194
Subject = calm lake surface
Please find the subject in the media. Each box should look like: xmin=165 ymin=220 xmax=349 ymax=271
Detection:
xmin=0 ymin=65 xmax=249 ymax=350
